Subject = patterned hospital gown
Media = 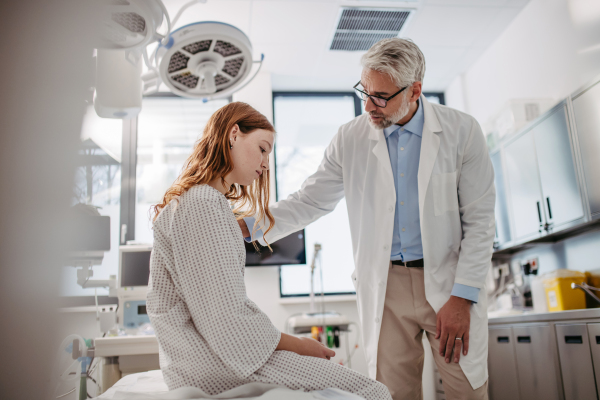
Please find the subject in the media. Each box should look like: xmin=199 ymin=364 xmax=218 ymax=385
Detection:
xmin=147 ymin=184 xmax=391 ymax=400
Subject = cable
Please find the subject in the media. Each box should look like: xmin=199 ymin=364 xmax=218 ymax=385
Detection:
xmin=156 ymin=0 xmax=172 ymax=46
xmin=170 ymin=0 xmax=207 ymax=28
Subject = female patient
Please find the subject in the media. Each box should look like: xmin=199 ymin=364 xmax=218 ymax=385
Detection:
xmin=147 ymin=102 xmax=391 ymax=399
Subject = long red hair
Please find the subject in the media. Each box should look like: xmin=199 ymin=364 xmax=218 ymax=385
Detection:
xmin=152 ymin=102 xmax=275 ymax=242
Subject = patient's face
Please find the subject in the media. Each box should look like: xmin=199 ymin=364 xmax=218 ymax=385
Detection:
xmin=228 ymin=128 xmax=274 ymax=187
xmin=361 ymin=68 xmax=411 ymax=130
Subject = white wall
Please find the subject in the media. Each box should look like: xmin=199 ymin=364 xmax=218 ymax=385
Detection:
xmin=445 ymin=0 xmax=600 ymax=124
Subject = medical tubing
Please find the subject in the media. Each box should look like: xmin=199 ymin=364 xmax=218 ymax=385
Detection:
xmin=54 ymin=334 xmax=86 ymax=399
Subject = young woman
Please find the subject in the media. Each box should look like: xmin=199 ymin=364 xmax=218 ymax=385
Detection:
xmin=147 ymin=102 xmax=391 ymax=399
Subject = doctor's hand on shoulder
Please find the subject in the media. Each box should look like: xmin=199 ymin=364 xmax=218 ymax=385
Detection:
xmin=435 ymin=296 xmax=471 ymax=364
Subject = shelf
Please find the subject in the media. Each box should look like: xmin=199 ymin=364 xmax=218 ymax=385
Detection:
xmin=493 ymin=219 xmax=600 ymax=257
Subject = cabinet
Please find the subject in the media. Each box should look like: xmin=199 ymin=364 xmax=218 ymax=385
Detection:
xmin=503 ymin=103 xmax=584 ymax=242
xmin=589 ymin=323 xmax=600 ymax=388
xmin=571 ymin=80 xmax=600 ymax=219
xmin=512 ymin=325 xmax=560 ymax=400
xmin=488 ymin=327 xmax=520 ymax=400
xmin=491 ymin=151 xmax=511 ymax=247
xmin=555 ymin=324 xmax=597 ymax=400
xmin=489 ymin=324 xmax=562 ymax=400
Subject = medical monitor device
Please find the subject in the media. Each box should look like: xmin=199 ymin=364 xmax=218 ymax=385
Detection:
xmin=245 ymin=229 xmax=306 ymax=267
xmin=118 ymin=244 xmax=152 ymax=329
xmin=119 ymin=245 xmax=152 ymax=289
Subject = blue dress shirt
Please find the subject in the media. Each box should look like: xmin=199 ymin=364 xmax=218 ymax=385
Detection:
xmin=244 ymin=100 xmax=479 ymax=303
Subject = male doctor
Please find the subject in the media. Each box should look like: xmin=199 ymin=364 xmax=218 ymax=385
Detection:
xmin=241 ymin=38 xmax=495 ymax=400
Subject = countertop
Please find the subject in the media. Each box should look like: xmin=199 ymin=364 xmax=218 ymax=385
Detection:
xmin=488 ymin=308 xmax=600 ymax=325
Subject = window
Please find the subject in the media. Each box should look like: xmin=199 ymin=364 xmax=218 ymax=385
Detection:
xmin=62 ymin=97 xmax=228 ymax=301
xmin=134 ymin=96 xmax=229 ymax=244
xmin=61 ymin=106 xmax=122 ymax=296
xmin=274 ymin=93 xmax=361 ymax=297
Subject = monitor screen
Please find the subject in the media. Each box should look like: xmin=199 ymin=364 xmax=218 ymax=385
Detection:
xmin=245 ymin=229 xmax=306 ymax=267
xmin=120 ymin=250 xmax=151 ymax=287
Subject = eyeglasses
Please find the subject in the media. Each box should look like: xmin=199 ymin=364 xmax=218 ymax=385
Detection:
xmin=353 ymin=81 xmax=408 ymax=108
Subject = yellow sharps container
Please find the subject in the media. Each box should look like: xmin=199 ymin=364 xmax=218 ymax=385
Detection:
xmin=542 ymin=270 xmax=587 ymax=312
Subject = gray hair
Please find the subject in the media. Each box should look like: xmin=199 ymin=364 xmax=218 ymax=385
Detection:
xmin=360 ymin=38 xmax=426 ymax=88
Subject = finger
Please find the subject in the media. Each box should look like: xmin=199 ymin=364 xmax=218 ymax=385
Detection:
xmin=438 ymin=330 xmax=448 ymax=357
xmin=435 ymin=316 xmax=441 ymax=340
xmin=444 ymin=333 xmax=455 ymax=363
xmin=325 ymin=348 xmax=336 ymax=358
xmin=463 ymin=331 xmax=470 ymax=356
xmin=453 ymin=336 xmax=463 ymax=363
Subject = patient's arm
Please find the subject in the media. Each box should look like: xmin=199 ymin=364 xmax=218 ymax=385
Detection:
xmin=276 ymin=333 xmax=335 ymax=360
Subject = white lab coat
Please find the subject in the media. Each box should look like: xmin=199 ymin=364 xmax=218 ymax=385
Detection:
xmin=256 ymin=96 xmax=495 ymax=389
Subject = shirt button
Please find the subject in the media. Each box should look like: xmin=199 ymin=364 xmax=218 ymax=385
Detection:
xmin=383 ymin=245 xmax=388 ymax=250
xmin=400 ymin=173 xmax=404 ymax=177
xmin=379 ymin=281 xmax=385 ymax=287
xmin=375 ymin=317 xmax=380 ymax=323
xmin=400 ymin=201 xmax=404 ymax=205
xmin=403 ymin=248 xmax=407 ymax=252
xmin=400 ymin=147 xmax=405 ymax=151
xmin=402 ymin=228 xmax=406 ymax=232
xmin=400 ymin=127 xmax=405 ymax=131
xmin=388 ymin=206 xmax=393 ymax=212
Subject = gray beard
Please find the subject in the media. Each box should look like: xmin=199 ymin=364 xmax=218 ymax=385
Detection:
xmin=367 ymin=96 xmax=411 ymax=130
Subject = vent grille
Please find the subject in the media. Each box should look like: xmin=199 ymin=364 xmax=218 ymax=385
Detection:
xmin=330 ymin=8 xmax=412 ymax=51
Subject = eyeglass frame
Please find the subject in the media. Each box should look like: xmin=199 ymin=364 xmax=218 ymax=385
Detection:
xmin=353 ymin=81 xmax=409 ymax=108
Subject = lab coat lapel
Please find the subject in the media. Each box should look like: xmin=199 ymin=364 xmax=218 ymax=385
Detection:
xmin=369 ymin=126 xmax=395 ymax=189
xmin=418 ymin=97 xmax=442 ymax=217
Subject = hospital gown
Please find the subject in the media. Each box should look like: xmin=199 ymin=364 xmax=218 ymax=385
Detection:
xmin=147 ymin=184 xmax=391 ymax=400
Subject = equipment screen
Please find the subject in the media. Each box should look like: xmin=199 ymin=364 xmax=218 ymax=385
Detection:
xmin=245 ymin=229 xmax=306 ymax=267
xmin=120 ymin=250 xmax=151 ymax=287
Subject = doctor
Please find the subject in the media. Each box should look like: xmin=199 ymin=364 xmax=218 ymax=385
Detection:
xmin=241 ymin=38 xmax=495 ymax=400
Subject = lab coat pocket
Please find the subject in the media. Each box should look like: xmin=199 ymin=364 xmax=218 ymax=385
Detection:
xmin=432 ymin=171 xmax=459 ymax=216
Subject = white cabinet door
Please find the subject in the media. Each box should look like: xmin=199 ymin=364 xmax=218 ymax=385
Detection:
xmin=555 ymin=324 xmax=597 ymax=400
xmin=533 ymin=104 xmax=584 ymax=229
xmin=572 ymin=80 xmax=600 ymax=218
xmin=504 ymin=131 xmax=544 ymax=241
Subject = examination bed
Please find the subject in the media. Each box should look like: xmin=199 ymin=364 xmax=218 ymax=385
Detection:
xmin=94 ymin=370 xmax=366 ymax=400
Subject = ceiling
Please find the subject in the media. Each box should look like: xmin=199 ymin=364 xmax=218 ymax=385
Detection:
xmin=163 ymin=0 xmax=530 ymax=92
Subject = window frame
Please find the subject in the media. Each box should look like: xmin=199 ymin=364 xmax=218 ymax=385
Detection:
xmin=272 ymin=91 xmax=361 ymax=298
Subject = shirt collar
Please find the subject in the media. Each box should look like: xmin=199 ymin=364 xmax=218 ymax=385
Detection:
xmin=383 ymin=99 xmax=424 ymax=138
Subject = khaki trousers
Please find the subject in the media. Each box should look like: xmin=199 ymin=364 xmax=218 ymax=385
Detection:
xmin=375 ymin=263 xmax=488 ymax=400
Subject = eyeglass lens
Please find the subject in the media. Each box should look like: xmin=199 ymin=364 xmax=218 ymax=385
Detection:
xmin=356 ymin=90 xmax=387 ymax=107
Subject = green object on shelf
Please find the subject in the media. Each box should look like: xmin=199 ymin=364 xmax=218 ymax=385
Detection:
xmin=326 ymin=326 xmax=334 ymax=348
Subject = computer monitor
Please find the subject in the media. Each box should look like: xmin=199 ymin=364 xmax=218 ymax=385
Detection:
xmin=245 ymin=229 xmax=306 ymax=267
xmin=119 ymin=245 xmax=152 ymax=288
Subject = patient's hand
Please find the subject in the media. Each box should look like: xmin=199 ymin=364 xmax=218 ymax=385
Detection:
xmin=298 ymin=337 xmax=336 ymax=360
xmin=276 ymin=333 xmax=335 ymax=360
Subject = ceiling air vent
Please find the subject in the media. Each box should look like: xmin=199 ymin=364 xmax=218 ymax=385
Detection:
xmin=330 ymin=8 xmax=413 ymax=51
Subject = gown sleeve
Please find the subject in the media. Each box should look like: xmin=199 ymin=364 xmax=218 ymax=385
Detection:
xmin=170 ymin=198 xmax=281 ymax=380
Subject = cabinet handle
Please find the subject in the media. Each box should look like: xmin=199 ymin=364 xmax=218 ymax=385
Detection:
xmin=596 ymin=336 xmax=600 ymax=345
xmin=517 ymin=336 xmax=531 ymax=343
xmin=546 ymin=197 xmax=553 ymax=220
xmin=536 ymin=201 xmax=542 ymax=223
xmin=565 ymin=335 xmax=583 ymax=344
xmin=497 ymin=336 xmax=510 ymax=343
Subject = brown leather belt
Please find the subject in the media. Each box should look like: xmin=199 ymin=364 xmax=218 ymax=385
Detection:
xmin=391 ymin=258 xmax=424 ymax=268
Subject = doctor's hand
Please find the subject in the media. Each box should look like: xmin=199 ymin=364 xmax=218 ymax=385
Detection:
xmin=435 ymin=296 xmax=471 ymax=364
xmin=237 ymin=219 xmax=250 ymax=238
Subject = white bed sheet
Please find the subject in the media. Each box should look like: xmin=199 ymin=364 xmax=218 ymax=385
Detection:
xmin=94 ymin=370 xmax=366 ymax=400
